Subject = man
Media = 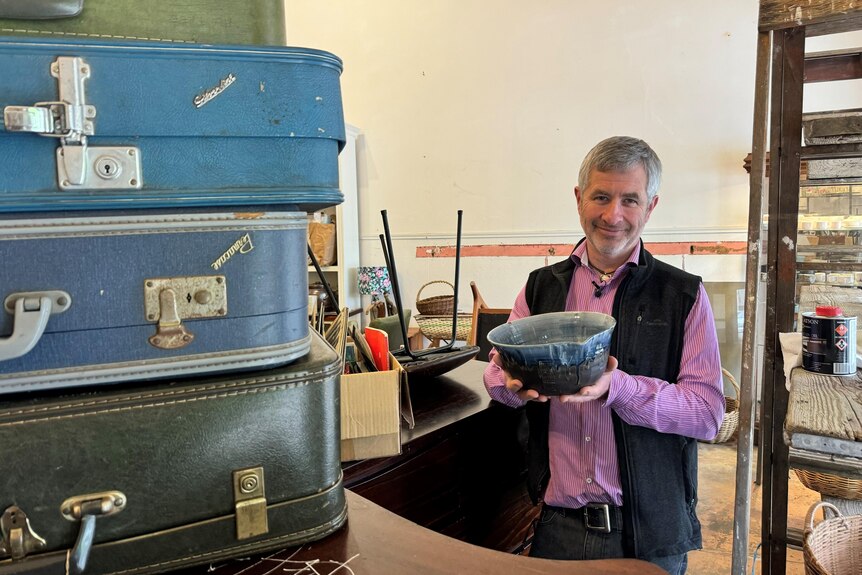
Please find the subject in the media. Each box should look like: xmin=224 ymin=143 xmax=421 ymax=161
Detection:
xmin=483 ymin=136 xmax=724 ymax=575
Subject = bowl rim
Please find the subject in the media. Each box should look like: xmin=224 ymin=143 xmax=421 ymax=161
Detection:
xmin=486 ymin=310 xmax=616 ymax=350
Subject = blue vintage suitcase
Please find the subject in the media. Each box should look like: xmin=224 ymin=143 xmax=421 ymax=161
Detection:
xmin=0 ymin=330 xmax=346 ymax=574
xmin=0 ymin=210 xmax=313 ymax=392
xmin=0 ymin=35 xmax=345 ymax=212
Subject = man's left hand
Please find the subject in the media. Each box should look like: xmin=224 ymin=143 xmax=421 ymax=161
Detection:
xmin=560 ymin=355 xmax=618 ymax=403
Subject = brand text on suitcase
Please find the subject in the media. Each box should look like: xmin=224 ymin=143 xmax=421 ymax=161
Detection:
xmin=194 ymin=73 xmax=237 ymax=108
xmin=212 ymin=233 xmax=255 ymax=270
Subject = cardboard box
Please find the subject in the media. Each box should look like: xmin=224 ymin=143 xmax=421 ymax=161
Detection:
xmin=340 ymin=353 xmax=414 ymax=461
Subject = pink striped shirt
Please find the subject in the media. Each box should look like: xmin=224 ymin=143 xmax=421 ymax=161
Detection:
xmin=483 ymin=242 xmax=725 ymax=509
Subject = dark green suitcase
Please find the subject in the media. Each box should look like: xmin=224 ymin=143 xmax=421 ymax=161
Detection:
xmin=0 ymin=331 xmax=345 ymax=574
xmin=0 ymin=0 xmax=285 ymax=45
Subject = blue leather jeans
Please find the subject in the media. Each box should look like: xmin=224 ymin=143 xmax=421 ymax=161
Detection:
xmin=529 ymin=504 xmax=688 ymax=575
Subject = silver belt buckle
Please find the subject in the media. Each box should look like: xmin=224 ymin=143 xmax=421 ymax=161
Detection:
xmin=584 ymin=503 xmax=612 ymax=533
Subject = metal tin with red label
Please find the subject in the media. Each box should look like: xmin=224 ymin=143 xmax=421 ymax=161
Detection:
xmin=802 ymin=305 xmax=857 ymax=376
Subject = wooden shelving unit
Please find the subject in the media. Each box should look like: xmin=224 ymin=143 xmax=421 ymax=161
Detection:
xmin=734 ymin=3 xmax=862 ymax=574
xmin=308 ymin=124 xmax=362 ymax=314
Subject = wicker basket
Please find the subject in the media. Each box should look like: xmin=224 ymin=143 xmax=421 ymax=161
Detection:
xmin=704 ymin=368 xmax=740 ymax=444
xmin=415 ymin=313 xmax=471 ymax=341
xmin=416 ymin=280 xmax=456 ymax=316
xmin=803 ymin=501 xmax=862 ymax=575
xmin=794 ymin=469 xmax=862 ymax=501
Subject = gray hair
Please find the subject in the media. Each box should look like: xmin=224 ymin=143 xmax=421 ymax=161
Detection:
xmin=577 ymin=136 xmax=662 ymax=201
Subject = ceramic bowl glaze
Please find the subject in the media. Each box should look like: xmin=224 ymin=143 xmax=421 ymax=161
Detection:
xmin=487 ymin=311 xmax=616 ymax=396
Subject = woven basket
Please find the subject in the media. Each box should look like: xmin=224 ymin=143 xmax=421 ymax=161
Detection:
xmin=794 ymin=469 xmax=862 ymax=501
xmin=803 ymin=501 xmax=862 ymax=575
xmin=416 ymin=313 xmax=471 ymax=341
xmin=704 ymin=368 xmax=740 ymax=444
xmin=416 ymin=280 xmax=456 ymax=316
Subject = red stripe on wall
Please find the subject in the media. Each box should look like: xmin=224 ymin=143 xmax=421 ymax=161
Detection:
xmin=415 ymin=242 xmax=747 ymax=258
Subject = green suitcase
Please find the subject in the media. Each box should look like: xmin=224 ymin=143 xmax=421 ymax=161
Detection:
xmin=0 ymin=0 xmax=285 ymax=45
xmin=0 ymin=331 xmax=346 ymax=574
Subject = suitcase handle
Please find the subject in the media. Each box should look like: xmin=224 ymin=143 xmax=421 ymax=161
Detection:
xmin=0 ymin=292 xmax=71 ymax=361
xmin=0 ymin=0 xmax=84 ymax=20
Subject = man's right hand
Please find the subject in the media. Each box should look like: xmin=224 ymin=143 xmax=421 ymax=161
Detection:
xmin=493 ymin=354 xmax=549 ymax=402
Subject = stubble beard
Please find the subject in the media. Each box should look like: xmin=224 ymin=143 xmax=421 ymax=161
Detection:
xmin=587 ymin=221 xmax=635 ymax=262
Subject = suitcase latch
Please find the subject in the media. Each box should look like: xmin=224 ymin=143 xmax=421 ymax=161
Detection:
xmin=2 ymin=56 xmax=142 ymax=191
xmin=3 ymin=57 xmax=94 ymax=140
xmin=147 ymin=288 xmax=196 ymax=350
xmin=0 ymin=506 xmax=47 ymax=560
xmin=233 ymin=467 xmax=269 ymax=540
xmin=144 ymin=276 xmax=227 ymax=350
xmin=60 ymin=491 xmax=126 ymax=575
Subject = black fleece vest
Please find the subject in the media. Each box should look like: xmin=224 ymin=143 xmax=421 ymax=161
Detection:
xmin=524 ymin=242 xmax=702 ymax=559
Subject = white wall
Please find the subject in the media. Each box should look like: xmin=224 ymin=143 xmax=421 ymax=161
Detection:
xmin=805 ymin=31 xmax=862 ymax=113
xmin=285 ymin=1 xmax=860 ymax=312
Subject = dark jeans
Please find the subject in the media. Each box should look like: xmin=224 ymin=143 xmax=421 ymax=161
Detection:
xmin=529 ymin=504 xmax=688 ymax=575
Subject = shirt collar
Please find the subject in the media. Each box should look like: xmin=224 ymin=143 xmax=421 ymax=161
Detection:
xmin=571 ymin=240 xmax=640 ymax=273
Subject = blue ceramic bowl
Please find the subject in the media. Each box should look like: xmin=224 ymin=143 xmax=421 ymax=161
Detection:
xmin=487 ymin=311 xmax=616 ymax=396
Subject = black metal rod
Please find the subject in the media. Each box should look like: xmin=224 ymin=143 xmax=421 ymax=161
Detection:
xmin=307 ymin=243 xmax=339 ymax=310
xmin=380 ymin=211 xmax=432 ymax=359
xmin=423 ymin=209 xmax=461 ymax=353
xmin=448 ymin=210 xmax=463 ymax=342
xmin=381 ymin=210 xmax=456 ymax=359
xmin=378 ymin=231 xmax=415 ymax=358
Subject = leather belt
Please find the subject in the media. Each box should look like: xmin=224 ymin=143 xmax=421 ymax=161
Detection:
xmin=544 ymin=503 xmax=623 ymax=534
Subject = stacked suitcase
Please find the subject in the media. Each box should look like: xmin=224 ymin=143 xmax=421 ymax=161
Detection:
xmin=0 ymin=6 xmax=348 ymax=573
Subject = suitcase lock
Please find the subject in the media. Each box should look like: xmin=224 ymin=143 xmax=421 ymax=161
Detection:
xmin=144 ymin=276 xmax=227 ymax=350
xmin=0 ymin=506 xmax=47 ymax=560
xmin=60 ymin=491 xmax=126 ymax=575
xmin=2 ymin=56 xmax=142 ymax=191
xmin=233 ymin=467 xmax=269 ymax=540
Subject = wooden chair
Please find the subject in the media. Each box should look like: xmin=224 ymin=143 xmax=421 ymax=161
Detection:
xmin=468 ymin=281 xmax=511 ymax=362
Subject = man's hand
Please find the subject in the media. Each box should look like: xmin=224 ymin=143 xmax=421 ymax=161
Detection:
xmin=492 ymin=354 xmax=549 ymax=403
xmin=560 ymin=355 xmax=618 ymax=403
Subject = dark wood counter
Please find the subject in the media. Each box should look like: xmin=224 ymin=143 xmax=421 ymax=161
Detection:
xmin=175 ymin=361 xmax=663 ymax=574
xmin=180 ymin=490 xmax=665 ymax=575
xmin=343 ymin=359 xmax=537 ymax=551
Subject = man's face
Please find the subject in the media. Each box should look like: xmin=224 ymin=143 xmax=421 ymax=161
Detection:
xmin=574 ymin=166 xmax=658 ymax=265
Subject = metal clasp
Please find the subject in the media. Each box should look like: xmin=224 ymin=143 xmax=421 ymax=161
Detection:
xmin=144 ymin=276 xmax=227 ymax=350
xmin=3 ymin=57 xmax=94 ymax=187
xmin=3 ymin=58 xmax=95 ymax=140
xmin=2 ymin=56 xmax=142 ymax=190
xmin=233 ymin=467 xmax=268 ymax=540
xmin=60 ymin=491 xmax=126 ymax=575
xmin=61 ymin=491 xmax=126 ymax=522
xmin=0 ymin=506 xmax=47 ymax=560
xmin=148 ymin=288 xmax=196 ymax=350
xmin=3 ymin=105 xmax=55 ymax=135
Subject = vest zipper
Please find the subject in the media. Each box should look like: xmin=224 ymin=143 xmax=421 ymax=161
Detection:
xmin=633 ymin=304 xmax=646 ymax=348
xmin=612 ymin=276 xmax=640 ymax=557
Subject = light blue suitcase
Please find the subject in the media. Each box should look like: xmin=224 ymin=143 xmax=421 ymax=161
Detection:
xmin=0 ymin=35 xmax=345 ymax=212
xmin=0 ymin=210 xmax=313 ymax=392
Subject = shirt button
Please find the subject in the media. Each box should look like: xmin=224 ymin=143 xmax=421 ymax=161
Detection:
xmin=586 ymin=477 xmax=593 ymax=484
xmin=585 ymin=436 xmax=591 ymax=442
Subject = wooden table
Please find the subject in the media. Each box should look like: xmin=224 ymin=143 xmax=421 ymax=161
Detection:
xmin=785 ymin=367 xmax=862 ymax=468
xmin=177 ymin=490 xmax=664 ymax=575
xmin=785 ymin=364 xmax=862 ymax=515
